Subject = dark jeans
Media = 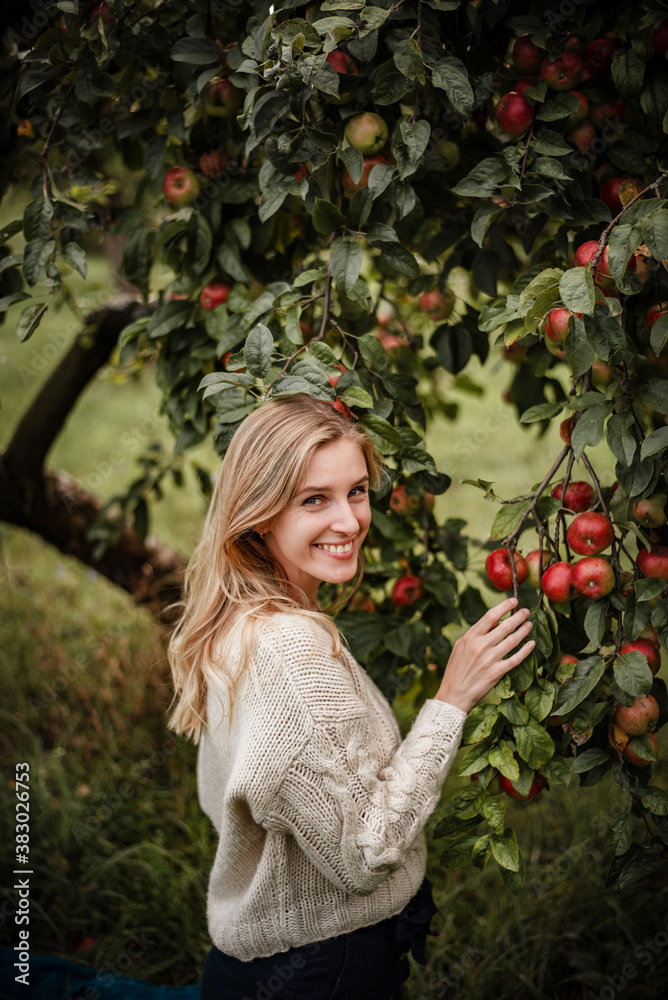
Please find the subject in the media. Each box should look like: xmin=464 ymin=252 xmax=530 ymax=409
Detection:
xmin=200 ymin=878 xmax=437 ymax=1000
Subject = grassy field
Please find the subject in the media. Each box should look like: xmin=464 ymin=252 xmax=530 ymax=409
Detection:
xmin=1 ymin=210 xmax=667 ymax=998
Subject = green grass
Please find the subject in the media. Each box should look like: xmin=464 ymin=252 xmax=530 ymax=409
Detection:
xmin=1 ymin=193 xmax=666 ymax=998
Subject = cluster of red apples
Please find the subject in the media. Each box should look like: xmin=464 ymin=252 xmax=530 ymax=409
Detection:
xmin=496 ymin=25 xmax=667 ymax=222
xmin=485 ymin=477 xmax=665 ymax=776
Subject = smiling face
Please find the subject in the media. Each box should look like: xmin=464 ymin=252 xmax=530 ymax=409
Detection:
xmin=262 ymin=438 xmax=371 ymax=607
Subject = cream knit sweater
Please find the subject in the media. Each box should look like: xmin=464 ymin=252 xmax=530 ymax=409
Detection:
xmin=196 ymin=611 xmax=466 ymax=963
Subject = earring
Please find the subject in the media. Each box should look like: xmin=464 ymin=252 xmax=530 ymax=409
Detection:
xmin=257 ymin=528 xmax=266 ymax=538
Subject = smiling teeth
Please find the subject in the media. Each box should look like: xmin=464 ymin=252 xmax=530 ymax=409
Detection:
xmin=318 ymin=542 xmax=353 ymax=553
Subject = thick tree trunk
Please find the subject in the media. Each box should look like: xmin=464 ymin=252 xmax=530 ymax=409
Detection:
xmin=0 ymin=460 xmax=185 ymax=619
xmin=1 ymin=298 xmax=186 ymax=622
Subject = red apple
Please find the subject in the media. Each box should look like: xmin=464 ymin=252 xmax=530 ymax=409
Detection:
xmin=87 ymin=1 xmax=115 ymax=22
xmin=556 ymin=652 xmax=579 ymax=683
xmin=589 ymin=96 xmax=626 ymax=129
xmin=600 ymin=177 xmax=626 ymax=214
xmin=565 ymin=90 xmax=589 ymax=127
xmin=495 ymin=91 xmax=535 ymax=135
xmin=551 ymin=480 xmax=595 ymax=512
xmin=542 ymin=561 xmax=574 ymax=602
xmin=222 ymin=350 xmax=243 ymax=373
xmin=203 ymin=78 xmax=243 ymax=118
xmin=653 ymin=19 xmax=668 ymax=53
xmin=637 ymin=545 xmax=668 ymax=582
xmin=567 ymin=512 xmax=614 ymax=555
xmin=614 ymin=695 xmax=660 ymax=735
xmin=294 ymin=163 xmax=308 ymax=182
xmin=619 ymin=639 xmax=661 ymax=676
xmin=326 ymin=50 xmax=358 ymax=75
xmin=566 ymin=120 xmax=596 ymax=153
xmin=499 ymin=773 xmax=547 ymax=800
xmin=571 ymin=557 xmax=615 ymax=599
xmin=513 ymin=35 xmax=542 ymax=74
xmin=513 ymin=78 xmax=538 ymax=96
xmin=633 ymin=494 xmax=667 ymax=529
xmin=540 ymin=52 xmax=583 ymax=90
xmin=560 ymin=417 xmax=575 ymax=446
xmin=485 ymin=548 xmax=528 ymax=591
xmin=342 ymin=154 xmax=387 ymax=194
xmin=624 ymin=732 xmax=660 ymax=766
xmin=344 ymin=112 xmax=389 ymax=155
xmin=200 ymin=280 xmax=231 ymax=310
xmin=586 ymin=38 xmax=617 ymax=75
xmin=419 ymin=289 xmax=454 ymax=322
xmin=525 ymin=548 xmax=551 ymax=589
xmin=645 ymin=302 xmax=668 ymax=333
xmin=544 ymin=307 xmax=574 ymax=343
xmin=163 ymin=166 xmax=200 ymax=206
xmin=639 ymin=624 xmax=660 ymax=648
xmin=502 ymin=343 xmax=528 ymax=363
xmin=389 ymin=485 xmax=420 ymax=515
xmin=391 ymin=575 xmax=424 ymax=606
xmin=199 ymin=150 xmax=230 ymax=179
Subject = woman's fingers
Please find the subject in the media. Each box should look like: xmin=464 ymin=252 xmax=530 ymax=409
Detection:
xmin=493 ymin=620 xmax=534 ymax=658
xmin=473 ymin=597 xmax=520 ymax=634
xmin=497 ymin=638 xmax=535 ymax=672
xmin=488 ymin=607 xmax=532 ymax=643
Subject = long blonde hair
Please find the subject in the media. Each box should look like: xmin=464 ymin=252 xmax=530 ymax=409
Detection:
xmin=166 ymin=394 xmax=383 ymax=742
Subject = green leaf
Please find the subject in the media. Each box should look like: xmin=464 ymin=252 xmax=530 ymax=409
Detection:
xmin=15 ymin=302 xmax=47 ymax=343
xmin=61 ymin=242 xmax=87 ymax=279
xmin=489 ymin=500 xmax=531 ymax=541
xmin=559 ymin=268 xmax=595 ymax=315
xmin=471 ymin=204 xmax=502 ymax=248
xmin=519 ymin=268 xmax=564 ymax=312
xmin=244 ymin=323 xmax=274 ymax=378
xmin=489 ymin=829 xmax=520 ymax=873
xmin=641 ymin=380 xmax=668 ymax=414
xmin=496 ymin=848 xmax=525 ymax=893
xmin=393 ymin=38 xmax=425 ymax=84
xmin=584 ymin=599 xmax=609 ymax=646
xmin=397 ymin=119 xmax=431 ymax=169
xmin=524 ymin=680 xmax=556 ymax=723
xmin=373 ymin=59 xmax=413 ymax=105
xmin=440 ymin=836 xmax=480 ymax=870
xmin=463 ymin=703 xmax=499 ymax=744
xmin=564 ymin=318 xmax=596 ymax=377
xmin=613 ymin=651 xmax=654 ymax=697
xmin=312 ymin=199 xmax=345 ymax=236
xmin=367 ymin=164 xmax=396 ymax=198
xmin=330 ymin=237 xmax=363 ymax=296
xmin=458 ymin=745 xmax=491 ymax=777
xmin=358 ymin=414 xmax=402 ymax=455
xmin=639 ymin=786 xmax=668 ymax=815
xmin=488 ymin=742 xmax=520 ymax=781
xmin=452 ymin=159 xmax=509 ymax=197
xmin=337 ymin=146 xmax=363 ymax=185
xmin=498 ymin=696 xmax=529 ymax=727
xmin=23 ymin=239 xmax=55 ymax=286
xmin=611 ymin=48 xmax=646 ymax=98
xmin=570 ymin=402 xmax=613 ymax=459
xmin=650 ymin=313 xmax=668 ymax=357
xmin=513 ymin=719 xmax=555 ymax=770
xmin=188 ymin=214 xmax=213 ymax=277
xmin=23 ymin=198 xmax=53 ymax=242
xmin=357 ymin=333 xmax=389 ymax=370
xmin=431 ymin=57 xmax=474 ymax=115
xmin=530 ymin=129 xmax=571 ymax=156
xmin=481 ymin=794 xmax=505 ymax=836
xmin=571 ymin=748 xmax=611 ymax=773
xmin=170 ymin=37 xmax=222 ymax=65
xmin=519 ymin=402 xmax=564 ymax=424
xmin=636 ymin=578 xmax=666 ymax=602
xmin=553 ymin=656 xmax=605 ymax=716
xmin=373 ymin=241 xmax=419 ymax=277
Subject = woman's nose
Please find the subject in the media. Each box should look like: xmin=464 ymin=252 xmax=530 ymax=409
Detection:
xmin=330 ymin=500 xmax=361 ymax=533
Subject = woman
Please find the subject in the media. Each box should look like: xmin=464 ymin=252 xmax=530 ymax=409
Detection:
xmin=167 ymin=394 xmax=534 ymax=1000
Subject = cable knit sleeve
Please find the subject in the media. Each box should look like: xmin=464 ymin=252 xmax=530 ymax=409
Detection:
xmin=254 ymin=614 xmax=466 ymax=897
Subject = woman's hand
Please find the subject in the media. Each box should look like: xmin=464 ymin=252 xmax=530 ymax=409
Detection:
xmin=435 ymin=597 xmax=534 ymax=715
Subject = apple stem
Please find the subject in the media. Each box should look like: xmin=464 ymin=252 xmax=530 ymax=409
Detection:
xmin=591 ymin=166 xmax=668 ymax=280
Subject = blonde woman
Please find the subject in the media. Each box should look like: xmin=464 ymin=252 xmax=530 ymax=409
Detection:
xmin=167 ymin=394 xmax=534 ymax=1000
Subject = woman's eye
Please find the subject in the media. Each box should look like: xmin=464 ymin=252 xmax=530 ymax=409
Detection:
xmin=303 ymin=496 xmax=323 ymax=506
xmin=350 ymin=486 xmax=367 ymax=498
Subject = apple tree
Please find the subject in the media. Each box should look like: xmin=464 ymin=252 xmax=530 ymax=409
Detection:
xmin=2 ymin=0 xmax=668 ymax=890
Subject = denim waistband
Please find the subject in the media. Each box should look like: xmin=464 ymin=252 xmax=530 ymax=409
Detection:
xmin=390 ymin=876 xmax=438 ymax=966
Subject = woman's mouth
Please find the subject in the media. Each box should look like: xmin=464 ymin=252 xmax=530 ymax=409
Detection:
xmin=314 ymin=541 xmax=355 ymax=556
